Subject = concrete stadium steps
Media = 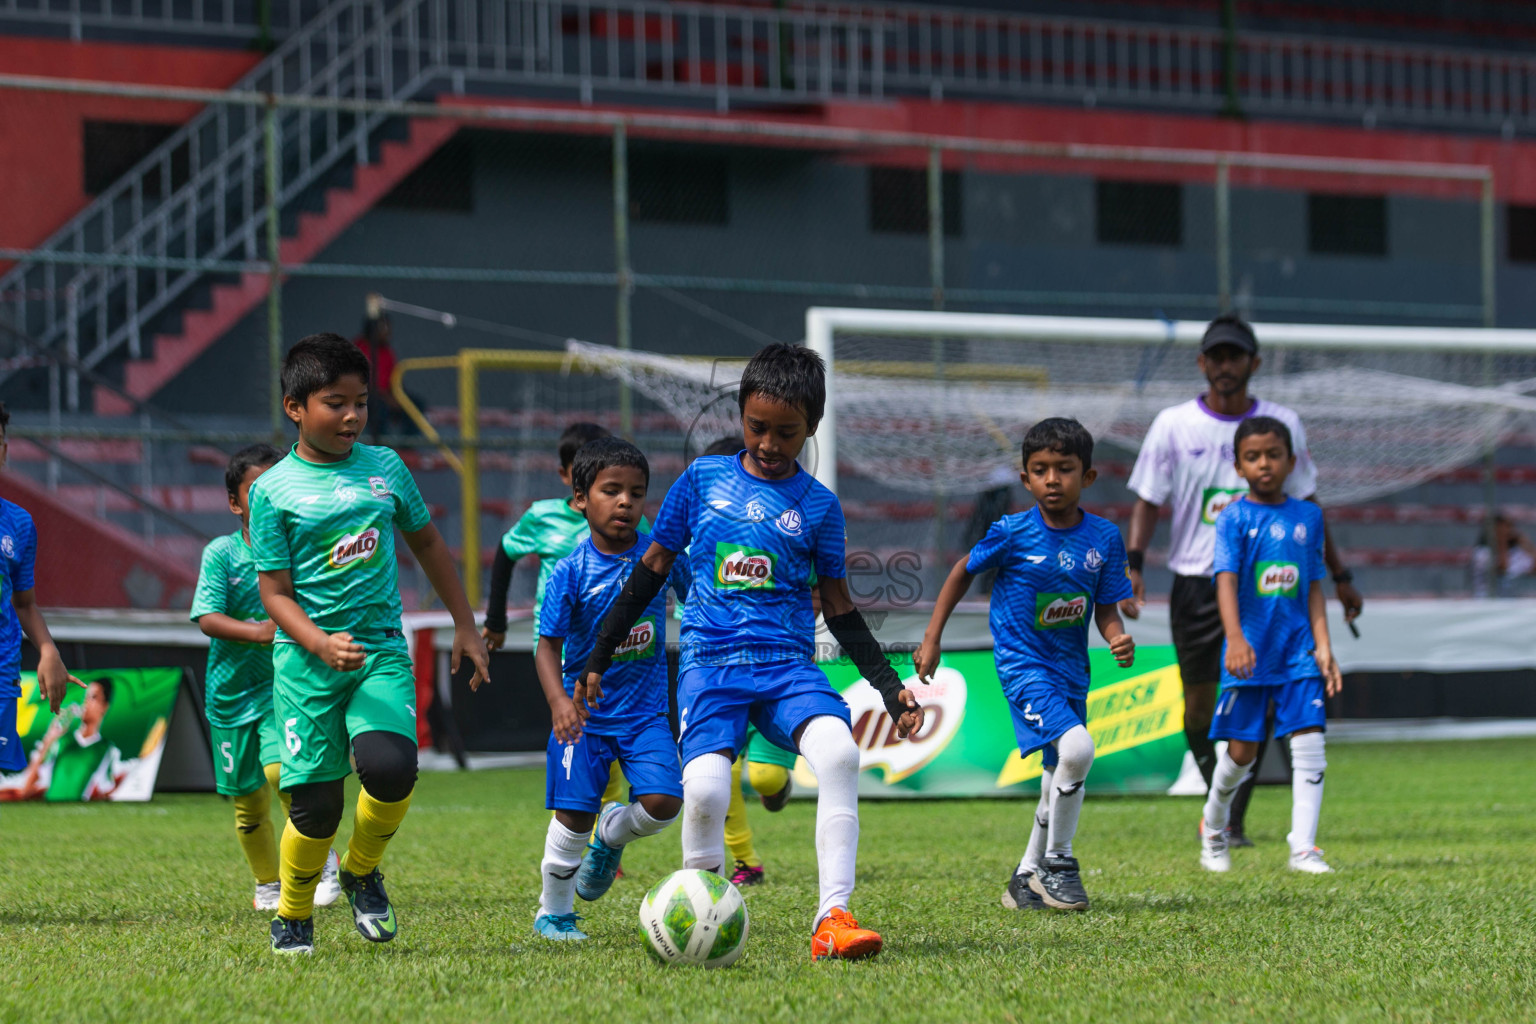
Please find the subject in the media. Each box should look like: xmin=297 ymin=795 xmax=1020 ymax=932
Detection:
xmin=93 ymin=116 xmax=462 ymax=416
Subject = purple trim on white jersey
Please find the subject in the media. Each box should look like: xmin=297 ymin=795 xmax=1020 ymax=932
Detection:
xmin=1196 ymin=394 xmax=1258 ymax=423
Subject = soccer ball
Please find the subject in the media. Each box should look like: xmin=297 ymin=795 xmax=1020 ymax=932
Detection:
xmin=636 ymin=869 xmax=749 ymax=967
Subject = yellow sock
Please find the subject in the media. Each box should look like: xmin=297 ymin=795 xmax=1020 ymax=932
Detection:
xmin=748 ymin=761 xmax=790 ymax=797
xmin=278 ymin=819 xmax=335 ymax=920
xmin=263 ymin=762 xmax=292 ymax=821
xmin=344 ymin=787 xmax=413 ymax=877
xmin=233 ymin=785 xmax=279 ymax=884
xmin=591 ymin=762 xmax=628 ymax=840
xmin=724 ymin=755 xmax=760 ymax=868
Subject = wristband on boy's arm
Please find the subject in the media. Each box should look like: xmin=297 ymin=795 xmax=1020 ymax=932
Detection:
xmin=824 ymin=610 xmax=912 ymax=719
xmin=1127 ymin=550 xmax=1145 ymax=573
xmin=580 ymin=561 xmax=669 ymax=680
xmin=483 ymin=546 xmax=514 ymax=633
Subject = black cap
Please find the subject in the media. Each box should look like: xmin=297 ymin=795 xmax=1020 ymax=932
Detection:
xmin=1200 ymin=316 xmax=1258 ymax=355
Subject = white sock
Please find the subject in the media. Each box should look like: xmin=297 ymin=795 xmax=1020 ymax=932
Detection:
xmin=539 ymin=819 xmax=589 ymax=917
xmin=1018 ymin=766 xmax=1052 ymax=875
xmin=798 ymin=715 xmax=861 ymax=929
xmin=1202 ymin=749 xmax=1253 ymax=832
xmin=1046 ymin=726 xmax=1094 ymax=858
xmin=600 ymin=800 xmax=675 ymax=847
xmin=681 ymin=753 xmax=733 ymax=876
xmin=1287 ymin=732 xmax=1327 ymax=855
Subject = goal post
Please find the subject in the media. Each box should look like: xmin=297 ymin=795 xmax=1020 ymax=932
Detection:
xmin=804 ymin=306 xmax=1536 ymax=500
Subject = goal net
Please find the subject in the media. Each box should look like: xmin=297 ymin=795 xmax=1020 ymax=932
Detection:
xmin=568 ymin=309 xmax=1536 ymax=509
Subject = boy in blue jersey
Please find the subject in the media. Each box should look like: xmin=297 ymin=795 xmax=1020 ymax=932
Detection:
xmin=1200 ymin=416 xmax=1342 ymax=875
xmin=578 ymin=344 xmax=922 ymax=961
xmin=916 ymin=418 xmax=1135 ymax=912
xmin=0 ymin=401 xmax=84 ymax=774
xmin=533 ymin=437 xmax=690 ymax=942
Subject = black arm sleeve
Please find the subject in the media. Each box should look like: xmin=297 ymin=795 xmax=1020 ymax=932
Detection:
xmin=482 ymin=546 xmax=514 ymax=633
xmin=824 ymin=609 xmax=912 ymax=718
xmin=580 ymin=561 xmax=669 ymax=680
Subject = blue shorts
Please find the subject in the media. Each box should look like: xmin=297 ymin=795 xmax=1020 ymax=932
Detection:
xmin=545 ymin=714 xmax=682 ymax=813
xmin=1008 ymin=682 xmax=1088 ymax=768
xmin=1209 ymin=678 xmax=1327 ymax=742
xmin=675 ymin=660 xmax=849 ymax=766
xmin=0 ymin=696 xmax=24 ymax=773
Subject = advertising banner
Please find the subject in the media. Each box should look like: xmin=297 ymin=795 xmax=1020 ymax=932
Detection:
xmin=0 ymin=668 xmax=182 ymax=802
xmin=792 ymin=646 xmax=1187 ymax=797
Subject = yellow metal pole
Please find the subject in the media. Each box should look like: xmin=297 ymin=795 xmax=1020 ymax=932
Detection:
xmin=459 ymin=353 xmax=481 ymax=604
xmin=391 ymin=356 xmax=465 ymax=474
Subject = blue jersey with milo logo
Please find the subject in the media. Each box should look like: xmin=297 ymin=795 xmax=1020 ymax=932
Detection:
xmin=1212 ymin=496 xmax=1327 ymax=688
xmin=540 ymin=531 xmax=691 ymax=736
xmin=967 ymin=507 xmax=1132 ymax=700
xmin=650 ymin=454 xmax=846 ymax=670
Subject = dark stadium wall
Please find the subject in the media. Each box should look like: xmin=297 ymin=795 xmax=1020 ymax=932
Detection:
xmin=0 ymin=37 xmax=258 ymax=268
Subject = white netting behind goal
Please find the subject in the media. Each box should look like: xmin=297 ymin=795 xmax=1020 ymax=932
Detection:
xmin=566 ymin=322 xmax=1536 ymax=507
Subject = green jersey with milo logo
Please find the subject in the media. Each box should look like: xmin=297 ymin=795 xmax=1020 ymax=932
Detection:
xmin=248 ymin=443 xmax=430 ymax=651
xmin=189 ymin=531 xmax=274 ymax=727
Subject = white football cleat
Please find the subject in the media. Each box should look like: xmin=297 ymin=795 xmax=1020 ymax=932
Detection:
xmin=253 ymin=881 xmax=282 ymax=911
xmin=1199 ymin=819 xmax=1231 ymax=873
xmin=1288 ymin=847 xmax=1334 ymax=874
xmin=314 ymin=849 xmax=342 ymax=906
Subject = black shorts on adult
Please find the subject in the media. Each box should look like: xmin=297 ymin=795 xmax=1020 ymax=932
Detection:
xmin=1169 ymin=574 xmax=1224 ymax=687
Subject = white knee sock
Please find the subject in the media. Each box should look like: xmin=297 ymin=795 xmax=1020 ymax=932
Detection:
xmin=681 ymin=753 xmax=733 ymax=875
xmin=600 ymin=800 xmax=675 ymax=847
xmin=539 ymin=819 xmax=589 ymax=917
xmin=1202 ymin=749 xmax=1254 ymax=832
xmin=1046 ymin=726 xmax=1094 ymax=858
xmin=1018 ymin=766 xmax=1052 ymax=875
xmin=1287 ymin=732 xmax=1327 ymax=855
xmin=798 ymin=715 xmax=861 ymax=929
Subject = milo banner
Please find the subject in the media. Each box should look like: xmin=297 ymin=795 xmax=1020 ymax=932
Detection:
xmin=792 ymin=647 xmax=1187 ymax=797
xmin=0 ymin=668 xmax=182 ymax=803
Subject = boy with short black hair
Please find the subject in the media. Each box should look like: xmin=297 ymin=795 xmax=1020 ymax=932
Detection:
xmin=0 ymin=400 xmax=83 ymax=774
xmin=532 ymin=437 xmax=691 ymax=941
xmin=251 ymin=333 xmax=489 ymax=954
xmin=579 ymin=344 xmax=922 ymax=961
xmin=916 ymin=417 xmax=1134 ymax=912
xmin=1200 ymin=415 xmax=1342 ymax=875
xmin=192 ymin=443 xmax=341 ymax=911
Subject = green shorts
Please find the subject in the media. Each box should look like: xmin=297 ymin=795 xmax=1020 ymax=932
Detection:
xmin=745 ymin=726 xmax=798 ymax=769
xmin=272 ymin=644 xmax=417 ymax=788
xmin=209 ymin=712 xmax=280 ymax=797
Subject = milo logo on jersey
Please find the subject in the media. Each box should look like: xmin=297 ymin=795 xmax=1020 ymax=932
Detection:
xmin=714 ymin=542 xmax=776 ymax=590
xmin=1035 ymin=592 xmax=1089 ymax=629
xmin=613 ymin=617 xmax=658 ymax=662
xmin=1256 ymin=561 xmax=1301 ymax=597
xmin=329 ymin=528 xmax=381 ymax=569
xmin=1201 ymin=487 xmax=1248 ymax=525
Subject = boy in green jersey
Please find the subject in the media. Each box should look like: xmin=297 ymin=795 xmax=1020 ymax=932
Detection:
xmin=192 ymin=444 xmax=340 ymax=912
xmin=251 ymin=334 xmax=489 ymax=955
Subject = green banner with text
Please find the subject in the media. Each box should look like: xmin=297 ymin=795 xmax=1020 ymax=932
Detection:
xmin=791 ymin=646 xmax=1187 ymax=797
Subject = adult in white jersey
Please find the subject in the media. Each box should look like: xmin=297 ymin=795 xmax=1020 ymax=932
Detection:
xmin=1121 ymin=315 xmax=1363 ymax=844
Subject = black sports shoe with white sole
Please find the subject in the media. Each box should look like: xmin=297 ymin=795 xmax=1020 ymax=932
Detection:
xmin=1001 ymin=870 xmax=1045 ymax=910
xmin=1027 ymin=855 xmax=1090 ymax=911
xmin=270 ymin=915 xmax=314 ymax=955
xmin=339 ymin=863 xmax=398 ymax=942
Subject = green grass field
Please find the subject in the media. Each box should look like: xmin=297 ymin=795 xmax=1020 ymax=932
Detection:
xmin=2 ymin=738 xmax=1533 ymax=1024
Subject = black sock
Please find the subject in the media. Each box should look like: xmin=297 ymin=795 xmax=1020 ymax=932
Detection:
xmin=1185 ymin=727 xmax=1217 ymax=787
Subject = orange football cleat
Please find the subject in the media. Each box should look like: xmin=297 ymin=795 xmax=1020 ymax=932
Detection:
xmin=811 ymin=909 xmax=883 ymax=961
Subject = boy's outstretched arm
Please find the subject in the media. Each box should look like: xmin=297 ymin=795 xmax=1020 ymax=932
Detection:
xmin=404 ymin=523 xmax=490 ymax=691
xmin=481 ymin=546 xmax=516 ymax=650
xmin=1308 ymin=580 xmax=1343 ymax=696
xmin=1216 ymin=572 xmax=1253 ymax=680
xmin=819 ymin=575 xmax=924 ymax=738
xmin=534 ymin=635 xmax=582 ymax=744
xmin=579 ymin=542 xmax=676 ymax=697
xmin=915 ymin=556 xmax=975 ymax=681
xmin=196 ymin=613 xmax=276 ymax=645
xmin=1094 ymin=602 xmax=1135 ymax=667
xmin=259 ymin=568 xmax=365 ymax=672
xmin=13 ymin=590 xmax=84 ymax=713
